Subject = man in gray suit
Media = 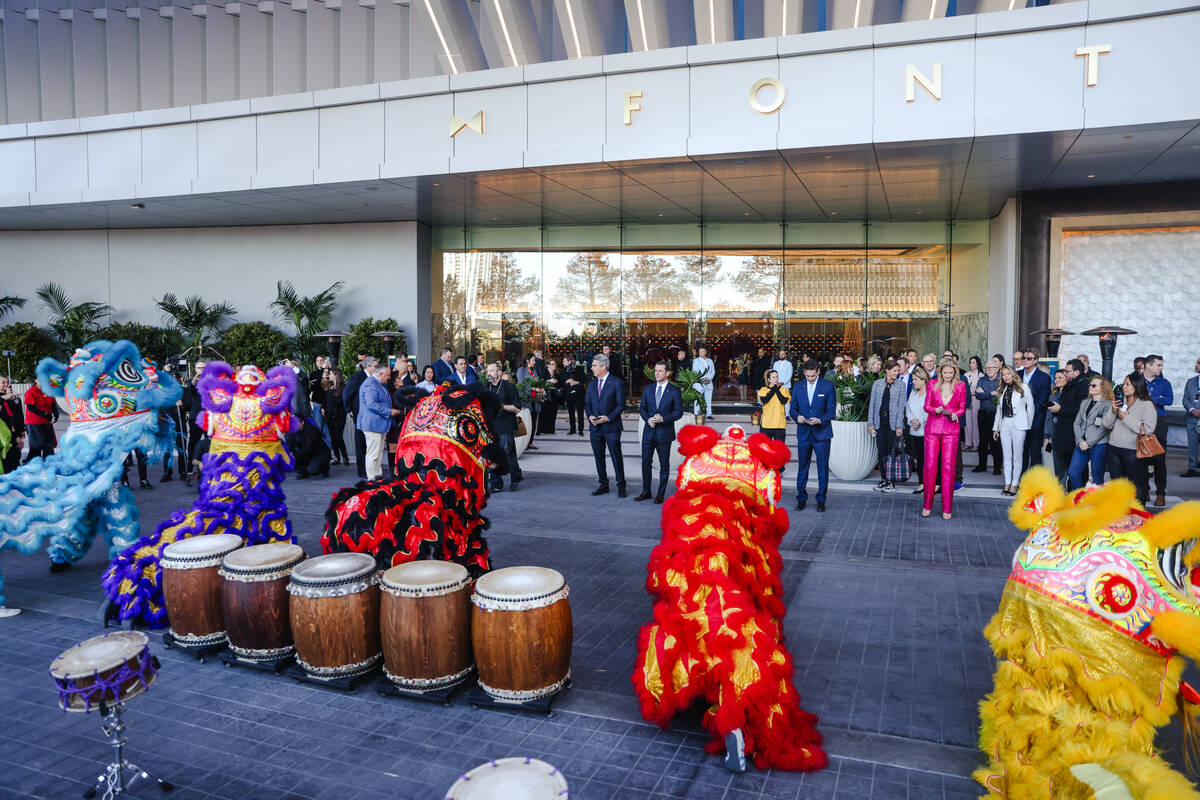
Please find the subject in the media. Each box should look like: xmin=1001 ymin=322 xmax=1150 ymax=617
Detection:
xmin=1183 ymin=356 xmax=1200 ymax=478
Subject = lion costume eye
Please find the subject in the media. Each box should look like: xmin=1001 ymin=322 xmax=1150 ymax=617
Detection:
xmin=113 ymin=359 xmax=143 ymax=385
xmin=457 ymin=416 xmax=480 ymax=446
xmin=1158 ymin=540 xmax=1196 ymax=593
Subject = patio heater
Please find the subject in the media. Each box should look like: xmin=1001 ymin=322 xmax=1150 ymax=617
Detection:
xmin=1029 ymin=328 xmax=1075 ymax=378
xmin=1080 ymin=326 xmax=1137 ymax=382
xmin=315 ymin=329 xmax=349 ymax=366
xmin=372 ymin=330 xmax=405 ymax=369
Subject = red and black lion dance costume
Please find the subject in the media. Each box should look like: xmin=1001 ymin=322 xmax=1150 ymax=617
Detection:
xmin=321 ymin=383 xmax=506 ymax=576
xmin=633 ymin=425 xmax=827 ymax=773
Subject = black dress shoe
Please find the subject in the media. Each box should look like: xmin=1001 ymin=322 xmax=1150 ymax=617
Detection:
xmin=49 ymin=561 xmax=71 ymax=574
xmin=1181 ymin=470 xmax=1200 ymax=478
xmin=633 ymin=492 xmax=652 ymax=501
xmin=296 ymin=473 xmax=309 ymax=480
xmin=592 ymin=486 xmax=610 ymax=496
xmin=654 ymin=496 xmax=665 ymax=504
xmin=161 ymin=472 xmax=173 ymax=483
xmin=971 ymin=465 xmax=987 ymax=473
xmin=139 ymin=480 xmax=155 ymax=490
xmin=795 ymin=500 xmax=806 ymax=511
xmin=816 ymin=502 xmax=826 ymax=512
xmin=509 ymin=481 xmax=521 ymax=492
xmin=618 ymin=489 xmax=627 ymax=498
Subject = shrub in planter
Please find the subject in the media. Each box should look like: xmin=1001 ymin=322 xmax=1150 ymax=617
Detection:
xmin=0 ymin=322 xmax=58 ymax=382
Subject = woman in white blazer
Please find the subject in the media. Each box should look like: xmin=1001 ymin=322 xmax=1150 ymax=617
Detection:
xmin=992 ymin=365 xmax=1035 ymax=496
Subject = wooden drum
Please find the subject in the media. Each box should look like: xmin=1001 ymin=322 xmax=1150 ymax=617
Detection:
xmin=287 ymin=552 xmax=381 ymax=680
xmin=161 ymin=534 xmax=244 ymax=646
xmin=471 ymin=566 xmax=572 ymax=703
xmin=219 ymin=542 xmax=306 ymax=662
xmin=50 ymin=631 xmax=158 ymax=713
xmin=380 ymin=561 xmax=473 ymax=692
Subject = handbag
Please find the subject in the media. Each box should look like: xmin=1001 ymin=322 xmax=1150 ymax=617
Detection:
xmin=1136 ymin=423 xmax=1164 ymax=459
xmin=883 ymin=439 xmax=911 ymax=484
xmin=514 ymin=415 xmax=529 ymax=438
xmin=751 ymin=410 xmax=762 ymax=427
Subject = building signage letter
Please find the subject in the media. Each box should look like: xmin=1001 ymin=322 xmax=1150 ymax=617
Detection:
xmin=1075 ymin=44 xmax=1112 ymax=87
xmin=449 ymin=111 xmax=485 ymax=137
xmin=623 ymin=91 xmax=643 ymax=125
xmin=905 ymin=63 xmax=942 ymax=102
xmin=748 ymin=78 xmax=785 ymax=114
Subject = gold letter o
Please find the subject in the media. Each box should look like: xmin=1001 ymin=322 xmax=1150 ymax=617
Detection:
xmin=748 ymin=77 xmax=785 ymax=114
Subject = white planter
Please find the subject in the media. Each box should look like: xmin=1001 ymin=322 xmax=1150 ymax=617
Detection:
xmin=636 ymin=412 xmax=698 ymax=471
xmin=828 ymin=420 xmax=876 ymax=481
xmin=514 ymin=408 xmax=533 ymax=458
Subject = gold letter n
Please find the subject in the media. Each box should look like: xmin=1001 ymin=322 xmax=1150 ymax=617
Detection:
xmin=905 ymin=63 xmax=942 ymax=102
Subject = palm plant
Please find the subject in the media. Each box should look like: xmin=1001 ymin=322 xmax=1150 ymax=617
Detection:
xmin=270 ymin=280 xmax=345 ymax=363
xmin=156 ymin=293 xmax=237 ymax=360
xmin=643 ymin=365 xmax=708 ymax=414
xmin=0 ymin=295 xmax=25 ymax=322
xmin=35 ymin=282 xmax=113 ymax=353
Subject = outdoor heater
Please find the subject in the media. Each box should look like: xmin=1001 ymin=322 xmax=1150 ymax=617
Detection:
xmin=1080 ymin=326 xmax=1137 ymax=382
xmin=315 ymin=329 xmax=349 ymax=365
xmin=372 ymin=330 xmax=406 ymax=368
xmin=1030 ymin=328 xmax=1075 ymax=377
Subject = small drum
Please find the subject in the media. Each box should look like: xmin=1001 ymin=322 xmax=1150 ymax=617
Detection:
xmin=444 ymin=758 xmax=568 ymax=800
xmin=380 ymin=561 xmax=473 ymax=692
xmin=287 ymin=552 xmax=382 ymax=679
xmin=472 ymin=566 xmax=572 ymax=703
xmin=50 ymin=631 xmax=158 ymax=713
xmin=219 ymin=542 xmax=307 ymax=662
xmin=161 ymin=534 xmax=244 ymax=646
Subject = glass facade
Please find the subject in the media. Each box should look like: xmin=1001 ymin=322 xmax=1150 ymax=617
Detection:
xmin=433 ymin=221 xmax=990 ymax=404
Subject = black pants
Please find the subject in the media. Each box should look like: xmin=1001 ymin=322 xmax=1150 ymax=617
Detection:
xmin=955 ymin=419 xmax=964 ymax=483
xmin=1149 ymin=418 xmax=1168 ymax=496
xmin=328 ymin=418 xmax=348 ymax=462
xmin=187 ymin=423 xmax=205 ymax=463
xmin=296 ymin=446 xmax=331 ymax=478
xmin=566 ymin=398 xmax=585 ymax=433
xmin=488 ymin=432 xmax=522 ymax=490
xmin=761 ymin=428 xmax=786 ymax=442
xmin=641 ymin=439 xmax=672 ymax=497
xmin=906 ymin=433 xmax=924 ymax=485
xmin=875 ymin=418 xmax=897 ymax=479
xmin=1107 ymin=444 xmax=1149 ymax=504
xmin=123 ymin=451 xmax=148 ymax=484
xmin=591 ymin=430 xmax=625 ymax=490
xmin=24 ymin=423 xmax=55 ymax=462
xmin=1022 ymin=415 xmax=1045 ymax=474
xmin=353 ymin=417 xmax=367 ymax=479
xmin=977 ymin=409 xmax=998 ymax=469
xmin=2 ymin=440 xmax=19 ymax=474
xmin=528 ymin=409 xmax=539 ymax=442
xmin=1052 ymin=446 xmax=1073 ymax=481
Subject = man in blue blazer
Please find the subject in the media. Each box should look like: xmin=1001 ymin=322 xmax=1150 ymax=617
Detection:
xmin=788 ymin=360 xmax=836 ymax=512
xmin=1019 ymin=346 xmax=1051 ymax=474
xmin=635 ymin=360 xmax=683 ymax=504
xmin=449 ymin=355 xmax=477 ymax=385
xmin=357 ymin=362 xmax=399 ymax=481
xmin=585 ymin=353 xmax=626 ymax=497
xmin=432 ymin=348 xmax=455 ymax=384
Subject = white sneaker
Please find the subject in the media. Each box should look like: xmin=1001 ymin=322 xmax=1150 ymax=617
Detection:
xmin=882 ymin=482 xmax=896 ymax=493
xmin=872 ymin=481 xmax=887 ymax=491
xmin=723 ymin=728 xmax=747 ymax=773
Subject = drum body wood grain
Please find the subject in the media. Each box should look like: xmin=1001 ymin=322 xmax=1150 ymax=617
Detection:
xmin=161 ymin=534 xmax=244 ymax=646
xmin=381 ymin=561 xmax=473 ymax=691
xmin=471 ymin=567 xmax=573 ymax=702
xmin=287 ymin=553 xmax=381 ymax=679
xmin=220 ymin=543 xmax=306 ymax=661
xmin=50 ymin=631 xmax=158 ymax=713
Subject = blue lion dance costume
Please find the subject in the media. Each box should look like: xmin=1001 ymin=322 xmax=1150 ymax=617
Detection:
xmin=104 ymin=362 xmax=299 ymax=627
xmin=0 ymin=340 xmax=181 ymax=610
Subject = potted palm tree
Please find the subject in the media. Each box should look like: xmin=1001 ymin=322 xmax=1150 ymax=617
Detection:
xmin=35 ymin=282 xmax=113 ymax=355
xmin=155 ymin=293 xmax=237 ymax=370
xmin=828 ymin=371 xmax=876 ymax=481
xmin=270 ymin=280 xmax=345 ymax=364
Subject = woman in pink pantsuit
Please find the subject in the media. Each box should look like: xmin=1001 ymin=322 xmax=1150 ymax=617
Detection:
xmin=922 ymin=361 xmax=967 ymax=519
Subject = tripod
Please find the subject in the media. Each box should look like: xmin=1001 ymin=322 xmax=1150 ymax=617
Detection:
xmin=83 ymin=701 xmax=174 ymax=799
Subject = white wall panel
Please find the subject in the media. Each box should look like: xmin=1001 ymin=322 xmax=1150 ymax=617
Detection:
xmin=0 ymin=230 xmax=113 ymax=316
xmin=172 ymin=11 xmax=206 ymax=107
xmin=306 ymin=2 xmax=340 ymax=92
xmin=975 ymin=26 xmax=1084 ymax=137
xmin=37 ymin=14 xmax=75 ymax=122
xmin=205 ymin=9 xmax=240 ymax=103
xmin=142 ymin=123 xmax=198 ymax=196
xmin=339 ymin=1 xmax=373 ymax=87
xmin=34 ymin=134 xmax=87 ymax=195
xmin=255 ymin=108 xmax=318 ymax=186
xmin=87 ymin=130 xmax=142 ymax=189
xmin=603 ymin=67 xmax=689 ymax=162
xmin=239 ymin=5 xmax=273 ymax=100
xmin=872 ymin=38 xmax=975 ymax=143
xmin=381 ymin=93 xmax=453 ymax=176
xmin=526 ymin=76 xmax=604 ymax=167
xmin=0 ymin=139 xmax=36 ymax=194
xmin=317 ymin=102 xmax=384 ymax=181
xmin=106 ymin=14 xmax=140 ymax=114
xmin=272 ymin=3 xmax=307 ymax=96
xmin=73 ymin=14 xmax=109 ymax=119
xmin=451 ymin=85 xmax=527 ymax=172
xmin=4 ymin=14 xmax=42 ymax=123
xmin=197 ymin=116 xmax=258 ymax=186
xmin=688 ymin=59 xmax=779 ymax=156
xmin=777 ymin=49 xmax=874 ymax=149
xmin=139 ymin=12 xmax=174 ymax=110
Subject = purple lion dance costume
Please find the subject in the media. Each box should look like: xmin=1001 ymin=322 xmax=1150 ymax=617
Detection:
xmin=103 ymin=362 xmax=299 ymax=626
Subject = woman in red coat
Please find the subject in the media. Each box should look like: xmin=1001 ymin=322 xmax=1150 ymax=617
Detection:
xmin=23 ymin=382 xmax=58 ymax=462
xmin=922 ymin=360 xmax=967 ymax=519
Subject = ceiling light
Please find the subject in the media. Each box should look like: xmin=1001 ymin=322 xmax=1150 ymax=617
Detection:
xmin=831 ymin=211 xmax=838 ymax=215
xmin=915 ymin=210 xmax=924 ymax=214
xmin=1087 ymin=174 xmax=1095 ymax=179
xmin=433 ymin=183 xmax=440 ymax=187
xmin=130 ymin=202 xmax=145 ymax=209
xmin=658 ymin=213 xmax=663 ymax=217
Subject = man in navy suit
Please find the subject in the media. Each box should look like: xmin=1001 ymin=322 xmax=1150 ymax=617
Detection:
xmin=1019 ymin=346 xmax=1051 ymax=474
xmin=787 ymin=360 xmax=836 ymax=512
xmin=432 ymin=348 xmax=455 ymax=384
xmin=635 ymin=360 xmax=683 ymax=504
xmin=450 ymin=355 xmax=477 ymax=385
xmin=585 ymin=353 xmax=626 ymax=497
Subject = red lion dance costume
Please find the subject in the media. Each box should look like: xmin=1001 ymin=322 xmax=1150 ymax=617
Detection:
xmin=633 ymin=425 xmax=827 ymax=773
xmin=322 ymin=383 xmax=505 ymax=576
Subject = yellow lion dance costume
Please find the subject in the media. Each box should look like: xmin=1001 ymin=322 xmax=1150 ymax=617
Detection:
xmin=977 ymin=466 xmax=1200 ymax=799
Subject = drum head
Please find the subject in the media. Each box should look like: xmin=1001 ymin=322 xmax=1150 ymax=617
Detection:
xmin=50 ymin=631 xmax=148 ymax=679
xmin=445 ymin=758 xmax=568 ymax=800
xmin=475 ymin=567 xmax=565 ymax=602
xmin=290 ymin=552 xmax=377 ymax=585
xmin=162 ymin=533 xmax=244 ymax=561
xmin=382 ymin=560 xmax=469 ymax=591
xmin=222 ymin=542 xmax=306 ymax=572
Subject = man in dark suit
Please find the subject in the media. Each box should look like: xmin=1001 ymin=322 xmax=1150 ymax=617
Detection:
xmin=561 ymin=354 xmax=587 ymax=436
xmin=432 ymin=348 xmax=455 ymax=384
xmin=343 ymin=352 xmax=374 ymax=480
xmin=1019 ymin=346 xmax=1051 ymax=474
xmin=1050 ymin=358 xmax=1088 ymax=479
xmin=635 ymin=360 xmax=683 ymax=504
xmin=585 ymin=353 xmax=626 ymax=497
xmin=450 ymin=355 xmax=477 ymax=385
xmin=787 ymin=360 xmax=836 ymax=512
xmin=484 ymin=362 xmax=523 ymax=492
xmin=600 ymin=345 xmax=622 ymax=381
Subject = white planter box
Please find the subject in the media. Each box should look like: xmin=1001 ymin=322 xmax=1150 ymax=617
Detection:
xmin=828 ymin=419 xmax=875 ymax=481
xmin=636 ymin=412 xmax=698 ymax=471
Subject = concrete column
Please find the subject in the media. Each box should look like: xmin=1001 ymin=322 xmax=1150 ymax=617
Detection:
xmin=37 ymin=9 xmax=74 ymax=121
xmin=762 ymin=0 xmax=819 ymax=36
xmin=416 ymin=0 xmax=487 ymax=75
xmin=306 ymin=0 xmax=339 ymax=91
xmin=238 ymin=2 xmax=272 ymax=99
xmin=408 ymin=222 xmax=433 ymax=366
xmin=552 ymin=0 xmax=621 ymax=58
xmin=4 ymin=10 xmax=42 ymax=122
xmin=106 ymin=11 xmax=139 ymax=113
xmin=623 ymin=0 xmax=671 ymax=50
xmin=73 ymin=10 xmax=107 ymax=118
xmin=171 ymin=8 xmax=205 ymax=107
xmin=407 ymin=2 xmax=440 ymax=77
xmin=339 ymin=0 xmax=372 ymax=85
xmin=827 ymin=0 xmax=901 ymax=29
xmin=374 ymin=0 xmax=409 ymax=82
xmin=204 ymin=5 xmax=239 ymax=103
xmin=900 ymin=0 xmax=950 ymax=22
xmin=480 ymin=0 xmax=545 ymax=66
xmin=139 ymin=9 xmax=173 ymax=110
xmin=272 ymin=0 xmax=306 ymax=95
xmin=988 ymin=197 xmax=1018 ymax=359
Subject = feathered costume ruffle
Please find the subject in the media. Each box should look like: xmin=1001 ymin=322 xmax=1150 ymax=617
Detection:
xmin=632 ymin=437 xmax=826 ymax=772
xmin=102 ymin=362 xmax=298 ymax=626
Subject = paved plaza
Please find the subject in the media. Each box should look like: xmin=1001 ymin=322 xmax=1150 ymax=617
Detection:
xmin=2 ymin=418 xmax=1196 ymax=800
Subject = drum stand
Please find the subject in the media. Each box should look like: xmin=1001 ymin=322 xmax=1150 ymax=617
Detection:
xmin=83 ymin=702 xmax=174 ymax=799
xmin=161 ymin=631 xmax=227 ymax=664
xmin=219 ymin=650 xmax=295 ymax=675
xmin=464 ymin=676 xmax=573 ymax=718
xmin=373 ymin=671 xmax=472 ymax=708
